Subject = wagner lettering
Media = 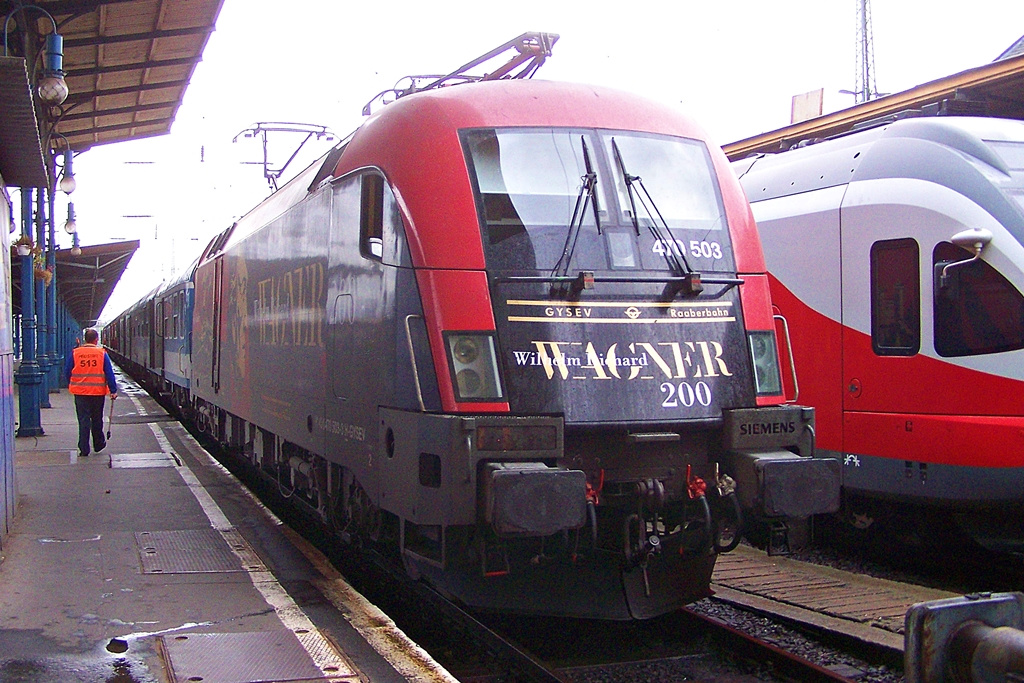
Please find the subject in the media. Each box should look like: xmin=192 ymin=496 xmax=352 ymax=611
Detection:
xmin=513 ymin=340 xmax=733 ymax=381
xmin=253 ymin=262 xmax=325 ymax=347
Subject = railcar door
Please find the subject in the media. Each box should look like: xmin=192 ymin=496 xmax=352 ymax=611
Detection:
xmin=154 ymin=297 xmax=166 ymax=377
xmin=324 ymin=170 xmax=420 ymax=496
xmin=324 ymin=174 xmax=379 ymax=475
xmin=211 ymin=256 xmax=224 ymax=393
xmin=752 ymin=186 xmax=846 ymax=454
xmin=838 ymin=179 xmax=1024 ymax=494
xmin=147 ymin=299 xmax=158 ymax=373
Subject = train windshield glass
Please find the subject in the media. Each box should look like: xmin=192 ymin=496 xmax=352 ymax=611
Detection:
xmin=987 ymin=141 xmax=1024 ymax=172
xmin=463 ymin=128 xmax=732 ymax=274
xmin=463 ymin=129 xmax=608 ymax=272
xmin=602 ymin=133 xmax=725 ymax=231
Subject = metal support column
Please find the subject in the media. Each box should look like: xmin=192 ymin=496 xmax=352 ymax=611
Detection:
xmin=34 ymin=190 xmax=50 ymax=408
xmin=15 ymin=189 xmax=43 ymax=437
xmin=46 ymin=187 xmax=59 ymax=393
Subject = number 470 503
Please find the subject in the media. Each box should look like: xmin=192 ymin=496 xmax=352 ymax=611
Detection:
xmin=652 ymin=239 xmax=723 ymax=260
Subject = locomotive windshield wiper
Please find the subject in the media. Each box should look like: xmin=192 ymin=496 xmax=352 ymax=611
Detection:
xmin=611 ymin=137 xmax=694 ymax=277
xmin=550 ymin=136 xmax=601 ymax=280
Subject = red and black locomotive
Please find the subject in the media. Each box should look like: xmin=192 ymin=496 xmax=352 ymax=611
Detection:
xmin=108 ymin=35 xmax=839 ymax=619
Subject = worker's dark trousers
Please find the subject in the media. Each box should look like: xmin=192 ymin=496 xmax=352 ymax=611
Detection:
xmin=74 ymin=394 xmax=106 ymax=456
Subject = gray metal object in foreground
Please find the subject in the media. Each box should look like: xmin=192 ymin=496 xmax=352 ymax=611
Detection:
xmin=905 ymin=592 xmax=1024 ymax=682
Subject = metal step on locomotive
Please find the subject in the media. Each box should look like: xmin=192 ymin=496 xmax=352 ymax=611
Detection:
xmin=106 ymin=33 xmax=839 ymax=620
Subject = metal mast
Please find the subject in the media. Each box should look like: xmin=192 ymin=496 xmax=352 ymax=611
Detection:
xmin=854 ymin=0 xmax=879 ymax=102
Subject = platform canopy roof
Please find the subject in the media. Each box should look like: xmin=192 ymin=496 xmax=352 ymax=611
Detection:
xmin=2 ymin=0 xmax=224 ymax=326
xmin=0 ymin=0 xmax=225 ymax=153
xmin=725 ymin=48 xmax=1024 ymax=161
xmin=12 ymin=240 xmax=140 ymax=326
xmin=0 ymin=56 xmax=47 ymax=186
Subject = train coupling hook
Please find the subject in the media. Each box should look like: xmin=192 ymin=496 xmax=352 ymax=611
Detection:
xmin=639 ymin=534 xmax=662 ymax=598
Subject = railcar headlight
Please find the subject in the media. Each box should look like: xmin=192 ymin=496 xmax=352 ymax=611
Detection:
xmin=748 ymin=330 xmax=782 ymax=396
xmin=446 ymin=333 xmax=504 ymax=401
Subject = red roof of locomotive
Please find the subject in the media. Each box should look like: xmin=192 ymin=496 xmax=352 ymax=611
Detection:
xmin=217 ymin=79 xmax=764 ymax=275
xmin=336 ymin=79 xmax=764 ymax=273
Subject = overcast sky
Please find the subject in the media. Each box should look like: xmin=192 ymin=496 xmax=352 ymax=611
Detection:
xmin=56 ymin=0 xmax=1024 ymax=321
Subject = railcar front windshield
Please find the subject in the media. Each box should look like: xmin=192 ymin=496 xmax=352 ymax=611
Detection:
xmin=462 ymin=128 xmax=732 ymax=274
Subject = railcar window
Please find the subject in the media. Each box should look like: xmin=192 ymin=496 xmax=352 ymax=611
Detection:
xmin=987 ymin=141 xmax=1024 ymax=171
xmin=933 ymin=242 xmax=1024 ymax=357
xmin=358 ymin=172 xmax=403 ymax=262
xmin=870 ymin=238 xmax=920 ymax=356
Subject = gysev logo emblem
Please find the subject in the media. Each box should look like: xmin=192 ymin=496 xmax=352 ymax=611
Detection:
xmin=504 ymin=299 xmax=735 ymax=324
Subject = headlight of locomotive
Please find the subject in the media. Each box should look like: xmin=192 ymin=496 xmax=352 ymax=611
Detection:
xmin=446 ymin=333 xmax=504 ymax=401
xmin=748 ymin=330 xmax=782 ymax=396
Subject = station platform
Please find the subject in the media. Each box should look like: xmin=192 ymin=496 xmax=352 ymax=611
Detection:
xmin=0 ymin=367 xmax=456 ymax=683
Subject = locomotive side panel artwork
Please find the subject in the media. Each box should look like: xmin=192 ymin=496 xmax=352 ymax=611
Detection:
xmin=219 ymin=192 xmax=330 ymax=454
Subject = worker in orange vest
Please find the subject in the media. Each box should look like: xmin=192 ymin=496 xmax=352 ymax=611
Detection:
xmin=64 ymin=328 xmax=118 ymax=457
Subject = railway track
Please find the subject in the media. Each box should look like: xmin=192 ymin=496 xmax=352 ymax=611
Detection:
xmin=149 ymin=380 xmax=906 ymax=681
xmin=202 ymin=427 xmax=874 ymax=682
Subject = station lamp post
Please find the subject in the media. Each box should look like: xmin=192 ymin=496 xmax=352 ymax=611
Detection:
xmin=7 ymin=3 xmax=68 ymax=435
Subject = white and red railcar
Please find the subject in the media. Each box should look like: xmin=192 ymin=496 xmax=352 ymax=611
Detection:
xmin=735 ymin=116 xmax=1024 ymax=549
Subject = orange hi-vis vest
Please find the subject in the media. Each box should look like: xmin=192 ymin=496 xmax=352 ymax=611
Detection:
xmin=69 ymin=345 xmax=110 ymax=396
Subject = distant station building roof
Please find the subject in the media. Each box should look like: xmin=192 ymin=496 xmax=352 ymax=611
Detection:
xmin=997 ymin=34 xmax=1024 ymax=61
xmin=725 ymin=35 xmax=1024 ymax=161
xmin=12 ymin=241 xmax=140 ymax=327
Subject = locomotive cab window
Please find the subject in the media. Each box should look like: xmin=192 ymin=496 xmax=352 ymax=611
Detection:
xmin=361 ymin=174 xmax=385 ymax=260
xmin=933 ymin=242 xmax=1024 ymax=357
xmin=463 ymin=128 xmax=609 ymax=272
xmin=357 ymin=172 xmax=408 ymax=266
xmin=601 ymin=133 xmax=726 ymax=232
xmin=870 ymin=238 xmax=920 ymax=356
xmin=463 ymin=128 xmax=734 ymax=274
